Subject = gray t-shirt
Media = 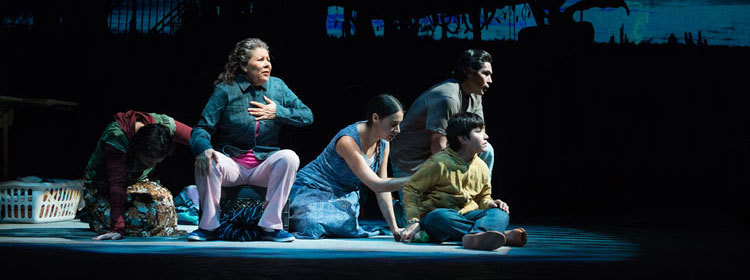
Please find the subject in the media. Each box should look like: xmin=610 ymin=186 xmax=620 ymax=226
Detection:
xmin=391 ymin=79 xmax=484 ymax=173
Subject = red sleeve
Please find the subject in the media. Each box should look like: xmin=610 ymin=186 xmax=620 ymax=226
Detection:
xmin=103 ymin=144 xmax=127 ymax=233
xmin=173 ymin=119 xmax=192 ymax=146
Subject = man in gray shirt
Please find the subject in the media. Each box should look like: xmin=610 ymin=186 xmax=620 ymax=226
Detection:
xmin=391 ymin=49 xmax=494 ymax=175
xmin=390 ymin=49 xmax=495 ymax=226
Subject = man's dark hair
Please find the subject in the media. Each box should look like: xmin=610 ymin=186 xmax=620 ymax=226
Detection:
xmin=129 ymin=124 xmax=174 ymax=159
xmin=446 ymin=112 xmax=485 ymax=151
xmin=453 ymin=49 xmax=492 ymax=82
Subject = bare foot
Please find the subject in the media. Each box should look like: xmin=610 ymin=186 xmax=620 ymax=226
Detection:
xmin=504 ymin=228 xmax=527 ymax=247
xmin=462 ymin=231 xmax=506 ymax=251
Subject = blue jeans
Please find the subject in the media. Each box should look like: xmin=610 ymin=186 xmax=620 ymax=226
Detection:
xmin=391 ymin=143 xmax=495 ymax=228
xmin=421 ymin=208 xmax=509 ymax=243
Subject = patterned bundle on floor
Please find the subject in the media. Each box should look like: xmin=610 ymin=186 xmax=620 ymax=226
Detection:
xmin=216 ymin=200 xmax=265 ymax=241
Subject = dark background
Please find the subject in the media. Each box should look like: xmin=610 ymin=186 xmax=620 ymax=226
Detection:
xmin=1 ymin=0 xmax=748 ymax=230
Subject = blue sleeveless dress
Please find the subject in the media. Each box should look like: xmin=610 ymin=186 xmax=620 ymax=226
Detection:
xmin=290 ymin=121 xmax=387 ymax=239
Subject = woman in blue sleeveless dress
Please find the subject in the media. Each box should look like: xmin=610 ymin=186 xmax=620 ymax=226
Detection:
xmin=290 ymin=95 xmax=411 ymax=239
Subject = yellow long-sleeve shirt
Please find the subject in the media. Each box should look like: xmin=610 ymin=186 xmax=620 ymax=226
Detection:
xmin=402 ymin=147 xmax=494 ymax=223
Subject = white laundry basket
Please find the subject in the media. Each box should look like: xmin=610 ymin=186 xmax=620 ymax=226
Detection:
xmin=0 ymin=179 xmax=84 ymax=223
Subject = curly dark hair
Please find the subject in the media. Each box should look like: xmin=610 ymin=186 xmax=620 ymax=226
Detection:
xmin=214 ymin=38 xmax=269 ymax=86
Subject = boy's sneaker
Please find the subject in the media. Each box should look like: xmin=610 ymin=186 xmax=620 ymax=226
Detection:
xmin=462 ymin=231 xmax=506 ymax=251
xmin=260 ymin=229 xmax=295 ymax=242
xmin=187 ymin=228 xmax=218 ymax=241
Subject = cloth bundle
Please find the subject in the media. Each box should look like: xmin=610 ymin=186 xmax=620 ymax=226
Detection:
xmin=215 ymin=200 xmax=265 ymax=241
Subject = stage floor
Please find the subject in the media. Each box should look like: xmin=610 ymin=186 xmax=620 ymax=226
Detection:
xmin=0 ymin=219 xmax=745 ymax=279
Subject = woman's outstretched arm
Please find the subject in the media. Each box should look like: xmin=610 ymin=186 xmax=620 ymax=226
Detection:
xmin=335 ymin=136 xmax=409 ymax=193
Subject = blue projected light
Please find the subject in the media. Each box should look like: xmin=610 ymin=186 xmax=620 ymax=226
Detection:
xmin=323 ymin=0 xmax=750 ymax=46
xmin=0 ymin=224 xmax=638 ymax=261
xmin=327 ymin=6 xmax=356 ymax=37
xmin=372 ymin=19 xmax=384 ymax=37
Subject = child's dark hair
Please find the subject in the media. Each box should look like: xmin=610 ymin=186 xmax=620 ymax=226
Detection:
xmin=446 ymin=112 xmax=485 ymax=151
xmin=129 ymin=124 xmax=174 ymax=159
xmin=365 ymin=94 xmax=403 ymax=126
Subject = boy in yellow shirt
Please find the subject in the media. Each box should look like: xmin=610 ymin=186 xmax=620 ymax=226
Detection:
xmin=400 ymin=112 xmax=526 ymax=250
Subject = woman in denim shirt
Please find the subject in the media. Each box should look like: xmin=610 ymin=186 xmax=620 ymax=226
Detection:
xmin=187 ymin=38 xmax=313 ymax=242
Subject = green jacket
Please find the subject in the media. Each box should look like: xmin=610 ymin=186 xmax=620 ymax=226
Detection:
xmin=83 ymin=113 xmax=176 ymax=188
xmin=402 ymin=147 xmax=493 ymax=223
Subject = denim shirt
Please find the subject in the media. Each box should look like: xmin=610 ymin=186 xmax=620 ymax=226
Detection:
xmin=190 ymin=75 xmax=313 ymax=160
